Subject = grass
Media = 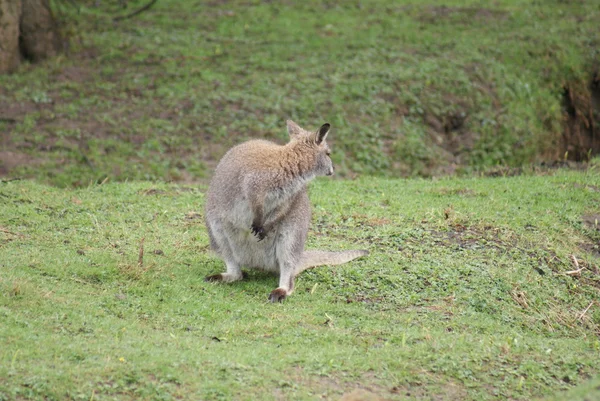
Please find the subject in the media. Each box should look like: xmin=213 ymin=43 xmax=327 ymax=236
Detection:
xmin=0 ymin=0 xmax=599 ymax=186
xmin=1 ymin=168 xmax=600 ymax=400
xmin=1 ymin=0 xmax=600 ymax=399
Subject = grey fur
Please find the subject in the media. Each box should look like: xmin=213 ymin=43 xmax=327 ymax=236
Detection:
xmin=204 ymin=120 xmax=369 ymax=302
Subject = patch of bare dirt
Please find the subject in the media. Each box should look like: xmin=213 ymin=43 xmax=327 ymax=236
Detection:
xmin=394 ymin=385 xmax=467 ymax=401
xmin=424 ymin=107 xmax=474 ymax=162
xmin=430 ymin=187 xmax=481 ymax=197
xmin=483 ymin=166 xmax=525 ymax=178
xmin=0 ymin=151 xmax=43 ymax=174
xmin=344 ymin=293 xmax=386 ymax=305
xmin=345 ymin=214 xmax=392 ymax=228
xmin=54 ymin=65 xmax=91 ymax=83
xmin=575 ymin=183 xmax=600 ymax=192
xmin=277 ymin=367 xmax=402 ymax=401
xmin=560 ymin=69 xmax=600 ymax=161
xmin=483 ymin=160 xmax=591 ymax=178
xmin=583 ymin=213 xmax=600 ymax=233
xmin=427 ymin=223 xmax=512 ymax=253
xmin=416 ymin=6 xmax=509 ymax=24
xmin=581 ymin=213 xmax=600 ymax=259
xmin=0 ymin=100 xmax=46 ymax=123
xmin=338 ymin=389 xmax=384 ymax=401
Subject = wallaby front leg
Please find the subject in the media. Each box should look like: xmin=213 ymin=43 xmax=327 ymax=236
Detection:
xmin=249 ymin=191 xmax=266 ymax=241
xmin=205 ymin=260 xmax=244 ymax=283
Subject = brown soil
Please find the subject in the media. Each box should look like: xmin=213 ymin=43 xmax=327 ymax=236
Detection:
xmin=416 ymin=6 xmax=509 ymax=24
xmin=0 ymin=43 xmax=221 ymax=184
xmin=583 ymin=213 xmax=600 ymax=231
xmin=0 ymin=151 xmax=42 ymax=175
xmin=561 ymin=69 xmax=600 ymax=161
xmin=581 ymin=213 xmax=600 ymax=259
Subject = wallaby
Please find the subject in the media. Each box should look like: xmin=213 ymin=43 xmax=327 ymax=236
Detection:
xmin=204 ymin=120 xmax=368 ymax=302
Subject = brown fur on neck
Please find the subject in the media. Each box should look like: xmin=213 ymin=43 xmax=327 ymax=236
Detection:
xmin=240 ymin=138 xmax=320 ymax=184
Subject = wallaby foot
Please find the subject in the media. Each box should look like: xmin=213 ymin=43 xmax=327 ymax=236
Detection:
xmin=205 ymin=271 xmax=246 ymax=283
xmin=269 ymin=267 xmax=295 ymax=302
xmin=268 ymin=287 xmax=288 ymax=303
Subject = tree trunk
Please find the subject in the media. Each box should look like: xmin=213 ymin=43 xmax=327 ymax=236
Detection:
xmin=20 ymin=0 xmax=61 ymax=62
xmin=0 ymin=0 xmax=22 ymax=73
xmin=0 ymin=0 xmax=62 ymax=73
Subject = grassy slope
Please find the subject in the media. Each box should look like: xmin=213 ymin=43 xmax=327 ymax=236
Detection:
xmin=1 ymin=0 xmax=599 ymax=186
xmin=1 ymin=169 xmax=599 ymax=400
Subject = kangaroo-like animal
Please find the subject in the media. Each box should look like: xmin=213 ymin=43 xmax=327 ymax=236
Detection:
xmin=204 ymin=120 xmax=368 ymax=302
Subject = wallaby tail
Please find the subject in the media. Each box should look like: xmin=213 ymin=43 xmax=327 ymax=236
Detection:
xmin=298 ymin=249 xmax=369 ymax=273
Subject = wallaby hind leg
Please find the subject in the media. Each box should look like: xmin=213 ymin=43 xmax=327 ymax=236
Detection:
xmin=268 ymin=266 xmax=296 ymax=303
xmin=269 ymin=216 xmax=307 ymax=302
xmin=205 ymin=220 xmax=244 ymax=283
xmin=205 ymin=259 xmax=244 ymax=283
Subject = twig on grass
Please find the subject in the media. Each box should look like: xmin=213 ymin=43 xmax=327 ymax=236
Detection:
xmin=576 ymin=301 xmax=595 ymax=322
xmin=138 ymin=237 xmax=145 ymax=267
xmin=114 ymin=0 xmax=158 ymax=22
xmin=0 ymin=227 xmax=24 ymax=237
xmin=563 ymin=255 xmax=586 ymax=276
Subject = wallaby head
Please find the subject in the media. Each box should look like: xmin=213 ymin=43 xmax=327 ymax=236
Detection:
xmin=286 ymin=119 xmax=334 ymax=177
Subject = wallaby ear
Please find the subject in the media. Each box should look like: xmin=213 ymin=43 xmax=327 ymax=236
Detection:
xmin=286 ymin=120 xmax=302 ymax=139
xmin=314 ymin=123 xmax=330 ymax=145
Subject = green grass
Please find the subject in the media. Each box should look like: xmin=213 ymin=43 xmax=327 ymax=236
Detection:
xmin=1 ymin=169 xmax=599 ymax=400
xmin=1 ymin=1 xmax=600 ymax=399
xmin=1 ymin=0 xmax=599 ymax=186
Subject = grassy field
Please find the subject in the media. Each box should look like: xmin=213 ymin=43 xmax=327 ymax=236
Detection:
xmin=1 ymin=169 xmax=599 ymax=400
xmin=1 ymin=0 xmax=600 ymax=400
xmin=0 ymin=0 xmax=599 ymax=186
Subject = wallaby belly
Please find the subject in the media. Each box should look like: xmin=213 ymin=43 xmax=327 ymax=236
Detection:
xmin=228 ymin=223 xmax=280 ymax=272
xmin=207 ymin=192 xmax=309 ymax=274
xmin=207 ymin=216 xmax=281 ymax=272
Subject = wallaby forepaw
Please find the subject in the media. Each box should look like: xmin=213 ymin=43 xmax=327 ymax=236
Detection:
xmin=250 ymin=224 xmax=266 ymax=241
xmin=268 ymin=288 xmax=287 ymax=303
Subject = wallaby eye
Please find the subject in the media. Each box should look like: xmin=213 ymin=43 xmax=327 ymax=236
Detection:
xmin=326 ymin=150 xmax=331 ymax=157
